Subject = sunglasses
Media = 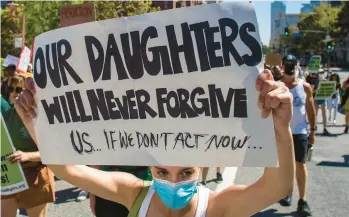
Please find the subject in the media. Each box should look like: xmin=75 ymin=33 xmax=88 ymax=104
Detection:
xmin=8 ymin=86 xmax=23 ymax=93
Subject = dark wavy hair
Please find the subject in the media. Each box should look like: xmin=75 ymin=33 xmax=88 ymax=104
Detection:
xmin=329 ymin=73 xmax=340 ymax=83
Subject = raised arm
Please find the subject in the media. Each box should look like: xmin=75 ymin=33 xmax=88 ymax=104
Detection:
xmin=14 ymin=78 xmax=143 ymax=210
xmin=213 ymin=70 xmax=295 ymax=217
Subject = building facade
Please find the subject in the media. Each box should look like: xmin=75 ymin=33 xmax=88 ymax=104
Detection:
xmin=301 ymin=1 xmax=321 ymax=13
xmin=270 ymin=1 xmax=286 ymax=46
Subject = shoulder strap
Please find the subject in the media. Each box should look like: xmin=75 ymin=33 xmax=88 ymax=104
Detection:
xmin=194 ymin=187 xmax=210 ymax=217
xmin=127 ymin=181 xmax=152 ymax=217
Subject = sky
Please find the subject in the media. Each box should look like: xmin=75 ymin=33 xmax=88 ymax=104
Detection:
xmin=252 ymin=1 xmax=310 ymax=45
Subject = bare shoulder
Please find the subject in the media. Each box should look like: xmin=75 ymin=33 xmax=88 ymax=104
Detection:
xmin=302 ymin=80 xmax=311 ymax=89
xmin=206 ymin=190 xmax=221 ymax=217
xmin=302 ymin=80 xmax=313 ymax=95
xmin=110 ymin=172 xmax=145 ymax=210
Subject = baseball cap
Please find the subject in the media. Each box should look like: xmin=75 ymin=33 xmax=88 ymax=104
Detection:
xmin=282 ymin=55 xmax=297 ymax=65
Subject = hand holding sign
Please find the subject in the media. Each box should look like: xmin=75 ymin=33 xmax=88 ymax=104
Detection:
xmin=256 ymin=70 xmax=292 ymax=128
xmin=14 ymin=78 xmax=37 ymax=143
xmin=8 ymin=151 xmax=30 ymax=164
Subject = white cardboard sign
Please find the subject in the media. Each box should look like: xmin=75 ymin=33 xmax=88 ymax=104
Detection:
xmin=14 ymin=37 xmax=22 ymax=48
xmin=32 ymin=2 xmax=277 ymax=167
xmin=16 ymin=46 xmax=31 ymax=73
xmin=2 ymin=55 xmax=19 ymax=67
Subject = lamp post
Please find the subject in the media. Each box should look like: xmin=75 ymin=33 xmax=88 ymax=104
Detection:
xmin=8 ymin=2 xmax=25 ymax=48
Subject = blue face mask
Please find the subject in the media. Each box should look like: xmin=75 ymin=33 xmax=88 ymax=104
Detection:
xmin=153 ymin=177 xmax=198 ymax=210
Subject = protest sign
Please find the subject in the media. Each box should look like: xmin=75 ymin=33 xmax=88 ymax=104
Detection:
xmin=16 ymin=46 xmax=32 ymax=73
xmin=1 ymin=116 xmax=28 ymax=196
xmin=315 ymin=81 xmax=336 ymax=100
xmin=307 ymin=55 xmax=321 ymax=73
xmin=60 ymin=3 xmax=96 ymax=27
xmin=14 ymin=37 xmax=22 ymax=48
xmin=2 ymin=55 xmax=18 ymax=67
xmin=265 ymin=53 xmax=282 ymax=66
xmin=33 ymin=2 xmax=277 ymax=167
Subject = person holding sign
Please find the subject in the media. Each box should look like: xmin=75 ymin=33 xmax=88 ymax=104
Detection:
xmin=1 ymin=75 xmax=55 ymax=217
xmin=327 ymin=73 xmax=341 ymax=124
xmin=15 ymin=70 xmax=294 ymax=217
xmin=313 ymin=71 xmax=329 ymax=135
xmin=342 ymin=77 xmax=349 ymax=134
xmin=279 ymin=55 xmax=315 ymax=217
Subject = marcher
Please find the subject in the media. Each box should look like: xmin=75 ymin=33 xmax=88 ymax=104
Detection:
xmin=313 ymin=70 xmax=329 ymax=134
xmin=327 ymin=73 xmax=341 ymax=124
xmin=15 ymin=71 xmax=294 ymax=217
xmin=272 ymin=65 xmax=283 ymax=81
xmin=279 ymin=55 xmax=316 ymax=217
xmin=2 ymin=64 xmax=17 ymax=77
xmin=341 ymin=77 xmax=349 ymax=133
xmin=1 ymin=75 xmax=55 ymax=217
xmin=89 ymin=166 xmax=152 ymax=217
xmin=200 ymin=167 xmax=223 ymax=186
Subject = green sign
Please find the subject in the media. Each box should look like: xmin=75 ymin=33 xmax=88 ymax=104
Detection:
xmin=1 ymin=115 xmax=28 ymax=195
xmin=315 ymin=81 xmax=337 ymax=100
xmin=307 ymin=55 xmax=322 ymax=73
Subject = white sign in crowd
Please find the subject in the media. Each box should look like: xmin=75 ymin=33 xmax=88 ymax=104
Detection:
xmin=33 ymin=2 xmax=278 ymax=167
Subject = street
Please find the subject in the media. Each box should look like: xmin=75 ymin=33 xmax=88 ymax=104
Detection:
xmin=18 ymin=71 xmax=349 ymax=217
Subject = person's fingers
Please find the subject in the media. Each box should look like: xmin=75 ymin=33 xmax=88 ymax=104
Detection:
xmin=261 ymin=108 xmax=271 ymax=119
xmin=19 ymin=92 xmax=32 ymax=113
xmin=9 ymin=156 xmax=20 ymax=164
xmin=22 ymin=89 xmax=37 ymax=108
xmin=256 ymin=69 xmax=274 ymax=92
xmin=25 ymin=77 xmax=36 ymax=95
xmin=14 ymin=97 xmax=32 ymax=118
xmin=266 ymin=87 xmax=290 ymax=109
xmin=9 ymin=152 xmax=19 ymax=159
xmin=258 ymin=80 xmax=281 ymax=109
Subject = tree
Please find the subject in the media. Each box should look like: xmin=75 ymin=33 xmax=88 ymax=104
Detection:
xmin=1 ymin=5 xmax=23 ymax=57
xmin=334 ymin=1 xmax=349 ymax=41
xmin=92 ymin=1 xmax=159 ymax=21
xmin=278 ymin=25 xmax=304 ymax=57
xmin=262 ymin=44 xmax=269 ymax=54
xmin=278 ymin=3 xmax=341 ymax=55
xmin=1 ymin=0 xmax=159 ymax=58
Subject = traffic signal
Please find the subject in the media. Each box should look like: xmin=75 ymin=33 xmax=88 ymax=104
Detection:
xmin=327 ymin=41 xmax=336 ymax=52
xmin=284 ymin=27 xmax=289 ymax=36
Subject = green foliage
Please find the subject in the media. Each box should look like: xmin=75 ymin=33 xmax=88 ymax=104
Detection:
xmin=92 ymin=0 xmax=159 ymax=20
xmin=1 ymin=0 xmax=160 ymax=58
xmin=278 ymin=3 xmax=340 ymax=55
xmin=334 ymin=1 xmax=349 ymax=41
xmin=1 ymin=5 xmax=23 ymax=57
xmin=262 ymin=44 xmax=269 ymax=54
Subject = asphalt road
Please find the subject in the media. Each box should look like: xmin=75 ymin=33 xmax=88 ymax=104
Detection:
xmin=18 ymin=70 xmax=349 ymax=217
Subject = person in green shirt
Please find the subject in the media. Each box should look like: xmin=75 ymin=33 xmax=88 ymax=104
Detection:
xmin=1 ymin=75 xmax=55 ymax=217
xmin=89 ymin=166 xmax=152 ymax=217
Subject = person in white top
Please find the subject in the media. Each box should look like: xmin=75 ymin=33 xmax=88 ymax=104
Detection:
xmin=14 ymin=69 xmax=295 ymax=217
xmin=279 ymin=55 xmax=316 ymax=217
